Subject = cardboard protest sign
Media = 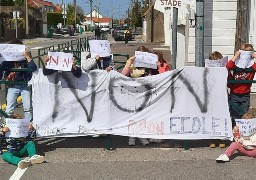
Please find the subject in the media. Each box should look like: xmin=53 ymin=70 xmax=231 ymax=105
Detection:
xmin=134 ymin=51 xmax=158 ymax=69
xmin=205 ymin=56 xmax=228 ymax=67
xmin=0 ymin=44 xmax=26 ymax=61
xmin=89 ymin=40 xmax=111 ymax=58
xmin=235 ymin=51 xmax=254 ymax=69
xmin=46 ymin=51 xmax=73 ymax=71
xmin=235 ymin=118 xmax=256 ymax=137
xmin=5 ymin=118 xmax=30 ymax=138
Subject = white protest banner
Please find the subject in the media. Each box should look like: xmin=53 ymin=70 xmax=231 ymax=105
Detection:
xmin=0 ymin=44 xmax=25 ymax=61
xmin=235 ymin=51 xmax=254 ymax=69
xmin=134 ymin=51 xmax=158 ymax=69
xmin=46 ymin=51 xmax=73 ymax=71
xmin=5 ymin=118 xmax=30 ymax=138
xmin=205 ymin=56 xmax=228 ymax=67
xmin=235 ymin=118 xmax=256 ymax=137
xmin=31 ymin=67 xmax=232 ymax=139
xmin=89 ymin=40 xmax=111 ymax=58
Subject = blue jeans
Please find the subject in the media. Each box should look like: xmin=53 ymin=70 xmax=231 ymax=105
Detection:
xmin=6 ymin=85 xmax=32 ymax=120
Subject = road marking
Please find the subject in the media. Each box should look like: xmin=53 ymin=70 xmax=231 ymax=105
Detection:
xmin=30 ymin=47 xmax=43 ymax=50
xmin=9 ymin=167 xmax=28 ymax=180
xmin=23 ymin=41 xmax=39 ymax=45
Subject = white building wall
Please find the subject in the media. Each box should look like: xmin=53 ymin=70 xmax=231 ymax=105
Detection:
xmin=188 ymin=0 xmax=237 ymax=64
xmin=249 ymin=0 xmax=256 ymax=92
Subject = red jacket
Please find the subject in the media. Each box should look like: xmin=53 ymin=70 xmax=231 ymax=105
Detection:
xmin=158 ymin=63 xmax=170 ymax=74
xmin=226 ymin=60 xmax=256 ymax=94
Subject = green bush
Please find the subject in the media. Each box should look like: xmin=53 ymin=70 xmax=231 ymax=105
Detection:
xmin=47 ymin=13 xmax=63 ymax=28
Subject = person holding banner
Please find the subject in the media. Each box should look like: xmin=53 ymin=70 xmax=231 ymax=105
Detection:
xmin=121 ymin=46 xmax=160 ymax=146
xmin=0 ymin=39 xmax=37 ymax=121
xmin=121 ymin=46 xmax=159 ymax=78
xmin=216 ymin=112 xmax=256 ymax=162
xmin=226 ymin=44 xmax=256 ymax=124
xmin=43 ymin=55 xmax=82 ymax=78
xmin=207 ymin=51 xmax=227 ymax=148
xmin=81 ymin=53 xmax=114 ymax=72
xmin=0 ymin=114 xmax=45 ymax=169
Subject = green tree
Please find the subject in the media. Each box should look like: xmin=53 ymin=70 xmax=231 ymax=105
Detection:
xmin=0 ymin=0 xmax=14 ymax=6
xmin=66 ymin=3 xmax=84 ymax=25
xmin=14 ymin=0 xmax=24 ymax=6
xmin=130 ymin=1 xmax=142 ymax=28
xmin=66 ymin=3 xmax=75 ymax=25
xmin=47 ymin=13 xmax=63 ymax=28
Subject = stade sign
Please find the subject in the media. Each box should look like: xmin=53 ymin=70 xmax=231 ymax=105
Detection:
xmin=31 ymin=67 xmax=233 ymax=140
xmin=154 ymin=0 xmax=183 ymax=12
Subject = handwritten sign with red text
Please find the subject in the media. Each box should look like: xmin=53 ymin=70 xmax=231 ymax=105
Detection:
xmin=46 ymin=52 xmax=73 ymax=71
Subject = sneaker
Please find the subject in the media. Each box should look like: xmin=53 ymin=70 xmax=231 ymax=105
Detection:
xmin=149 ymin=139 xmax=165 ymax=143
xmin=18 ymin=159 xmax=31 ymax=169
xmin=209 ymin=143 xmax=216 ymax=148
xmin=216 ymin=154 xmax=230 ymax=163
xmin=139 ymin=138 xmax=149 ymax=145
xmin=29 ymin=155 xmax=45 ymax=165
xmin=219 ymin=143 xmax=226 ymax=148
xmin=128 ymin=137 xmax=136 ymax=146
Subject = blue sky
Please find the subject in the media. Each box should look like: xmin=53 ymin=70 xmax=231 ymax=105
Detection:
xmin=50 ymin=0 xmax=131 ymax=19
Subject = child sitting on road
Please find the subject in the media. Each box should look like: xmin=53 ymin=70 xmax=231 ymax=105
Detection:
xmin=0 ymin=114 xmax=44 ymax=169
xmin=216 ymin=112 xmax=256 ymax=162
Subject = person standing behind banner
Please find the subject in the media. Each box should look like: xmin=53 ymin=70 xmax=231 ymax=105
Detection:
xmin=121 ymin=46 xmax=159 ymax=146
xmin=43 ymin=55 xmax=82 ymax=78
xmin=0 ymin=114 xmax=45 ymax=169
xmin=95 ymin=26 xmax=101 ymax=40
xmin=227 ymin=44 xmax=256 ymax=125
xmin=0 ymin=39 xmax=37 ymax=121
xmin=207 ymin=51 xmax=227 ymax=148
xmin=81 ymin=53 xmax=114 ymax=72
xmin=124 ymin=29 xmax=130 ymax=45
xmin=153 ymin=50 xmax=171 ymax=73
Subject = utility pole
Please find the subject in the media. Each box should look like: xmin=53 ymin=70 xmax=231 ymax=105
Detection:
xmin=74 ymin=0 xmax=77 ymax=25
xmin=195 ymin=0 xmax=205 ymax=67
xmin=25 ymin=0 xmax=29 ymax=38
xmin=90 ymin=0 xmax=93 ymax=28
xmin=15 ymin=11 xmax=18 ymax=38
xmin=96 ymin=0 xmax=100 ymax=27
xmin=172 ymin=7 xmax=178 ymax=69
xmin=111 ymin=1 xmax=114 ymax=28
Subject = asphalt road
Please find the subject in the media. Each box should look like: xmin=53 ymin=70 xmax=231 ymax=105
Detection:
xmin=1 ymin=136 xmax=256 ymax=180
xmin=1 ymin=33 xmax=256 ymax=179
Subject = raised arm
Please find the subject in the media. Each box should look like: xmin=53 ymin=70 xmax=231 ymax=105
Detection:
xmin=121 ymin=56 xmax=135 ymax=76
xmin=24 ymin=51 xmax=37 ymax=72
xmin=71 ymin=57 xmax=82 ymax=78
